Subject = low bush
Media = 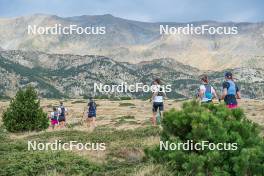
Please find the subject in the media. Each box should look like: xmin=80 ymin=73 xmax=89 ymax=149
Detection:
xmin=147 ymin=101 xmax=264 ymax=175
xmin=0 ymin=150 xmax=101 ymax=176
xmin=120 ymin=96 xmax=132 ymax=100
xmin=119 ymin=103 xmax=135 ymax=107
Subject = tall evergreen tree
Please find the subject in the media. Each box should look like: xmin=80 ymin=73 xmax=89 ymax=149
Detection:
xmin=3 ymin=86 xmax=49 ymax=132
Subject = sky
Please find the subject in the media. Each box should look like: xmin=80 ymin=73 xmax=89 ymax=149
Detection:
xmin=0 ymin=0 xmax=263 ymax=22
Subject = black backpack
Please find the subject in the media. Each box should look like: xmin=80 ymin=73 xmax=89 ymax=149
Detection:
xmin=60 ymin=106 xmax=65 ymax=116
xmin=157 ymin=87 xmax=165 ymax=96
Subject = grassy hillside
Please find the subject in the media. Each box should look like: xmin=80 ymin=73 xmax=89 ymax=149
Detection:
xmin=0 ymin=126 xmax=171 ymax=176
xmin=0 ymin=99 xmax=264 ymax=175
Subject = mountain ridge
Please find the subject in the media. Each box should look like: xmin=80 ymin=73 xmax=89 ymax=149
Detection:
xmin=0 ymin=14 xmax=263 ymax=70
xmin=0 ymin=49 xmax=264 ymax=99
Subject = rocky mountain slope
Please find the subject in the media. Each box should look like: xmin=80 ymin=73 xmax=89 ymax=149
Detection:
xmin=0 ymin=14 xmax=263 ymax=70
xmin=1 ymin=50 xmax=264 ymax=99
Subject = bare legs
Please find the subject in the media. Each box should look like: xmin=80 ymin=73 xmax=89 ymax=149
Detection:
xmin=86 ymin=117 xmax=96 ymax=128
xmin=59 ymin=121 xmax=65 ymax=128
xmin=152 ymin=111 xmax=163 ymax=126
xmin=152 ymin=112 xmax=157 ymax=126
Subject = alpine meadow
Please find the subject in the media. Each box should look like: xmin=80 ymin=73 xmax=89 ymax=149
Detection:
xmin=0 ymin=1 xmax=264 ymax=176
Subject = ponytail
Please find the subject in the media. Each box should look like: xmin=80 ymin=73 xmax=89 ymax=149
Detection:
xmin=201 ymin=75 xmax=209 ymax=84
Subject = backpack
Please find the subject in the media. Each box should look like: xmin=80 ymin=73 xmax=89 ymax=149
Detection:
xmin=157 ymin=87 xmax=165 ymax=97
xmin=51 ymin=112 xmax=59 ymax=121
xmin=227 ymin=80 xmax=236 ymax=95
xmin=60 ymin=106 xmax=65 ymax=117
xmin=88 ymin=102 xmax=96 ymax=116
xmin=204 ymin=84 xmax=213 ymax=100
xmin=89 ymin=102 xmax=96 ymax=112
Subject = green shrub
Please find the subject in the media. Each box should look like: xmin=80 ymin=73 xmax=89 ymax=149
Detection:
xmin=94 ymin=95 xmax=109 ymax=99
xmin=109 ymin=96 xmax=120 ymax=101
xmin=2 ymin=86 xmax=49 ymax=132
xmin=120 ymin=96 xmax=132 ymax=100
xmin=83 ymin=94 xmax=89 ymax=99
xmin=147 ymin=101 xmax=264 ymax=176
xmin=117 ymin=115 xmax=135 ymax=120
xmin=114 ymin=116 xmax=137 ymax=126
xmin=119 ymin=103 xmax=135 ymax=107
xmin=0 ymin=151 xmax=101 ymax=176
xmin=71 ymin=100 xmax=86 ymax=104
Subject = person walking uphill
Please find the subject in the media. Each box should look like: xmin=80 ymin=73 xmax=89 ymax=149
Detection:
xmin=221 ymin=72 xmax=241 ymax=109
xmin=58 ymin=101 xmax=68 ymax=128
xmin=86 ymin=97 xmax=97 ymax=129
xmin=49 ymin=107 xmax=59 ymax=130
xmin=150 ymin=78 xmax=167 ymax=126
xmin=198 ymin=75 xmax=218 ymax=103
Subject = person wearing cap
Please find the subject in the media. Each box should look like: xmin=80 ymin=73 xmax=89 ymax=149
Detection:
xmin=221 ymin=72 xmax=241 ymax=109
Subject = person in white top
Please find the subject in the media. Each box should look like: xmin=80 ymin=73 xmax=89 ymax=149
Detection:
xmin=49 ymin=107 xmax=59 ymax=130
xmin=150 ymin=78 xmax=167 ymax=126
xmin=198 ymin=75 xmax=218 ymax=103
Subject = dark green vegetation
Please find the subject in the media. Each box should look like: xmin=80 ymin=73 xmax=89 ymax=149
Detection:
xmin=114 ymin=116 xmax=138 ymax=126
xmin=0 ymin=56 xmax=66 ymax=98
xmin=2 ymin=86 xmax=49 ymax=132
xmin=1 ymin=99 xmax=264 ymax=175
xmin=147 ymin=101 xmax=264 ymax=176
xmin=119 ymin=102 xmax=136 ymax=107
xmin=71 ymin=100 xmax=87 ymax=104
xmin=0 ymin=126 xmax=164 ymax=176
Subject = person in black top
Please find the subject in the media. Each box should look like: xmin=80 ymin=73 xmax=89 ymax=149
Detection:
xmin=86 ymin=97 xmax=97 ymax=128
xmin=58 ymin=101 xmax=68 ymax=128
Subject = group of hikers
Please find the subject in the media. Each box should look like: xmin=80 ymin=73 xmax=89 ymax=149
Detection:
xmin=48 ymin=71 xmax=241 ymax=128
xmin=150 ymin=71 xmax=241 ymax=126
xmin=49 ymin=98 xmax=97 ymax=129
xmin=49 ymin=101 xmax=68 ymax=129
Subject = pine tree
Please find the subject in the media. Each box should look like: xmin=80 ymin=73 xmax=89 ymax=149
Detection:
xmin=3 ymin=86 xmax=49 ymax=132
xmin=147 ymin=101 xmax=264 ymax=175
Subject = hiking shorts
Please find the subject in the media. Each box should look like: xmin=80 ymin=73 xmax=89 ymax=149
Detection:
xmin=51 ymin=119 xmax=58 ymax=125
xmin=88 ymin=111 xmax=96 ymax=118
xmin=152 ymin=102 xmax=164 ymax=112
xmin=227 ymin=104 xmax=238 ymax=109
xmin=58 ymin=115 xmax=66 ymax=122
